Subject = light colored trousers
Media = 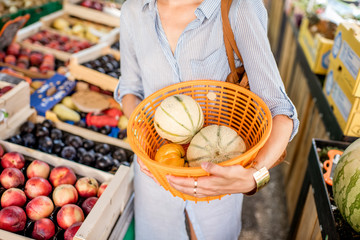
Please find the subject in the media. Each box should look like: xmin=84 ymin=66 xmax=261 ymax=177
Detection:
xmin=133 ymin=158 xmax=244 ymax=240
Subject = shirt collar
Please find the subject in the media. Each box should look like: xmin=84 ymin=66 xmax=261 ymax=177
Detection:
xmin=141 ymin=0 xmax=221 ymax=20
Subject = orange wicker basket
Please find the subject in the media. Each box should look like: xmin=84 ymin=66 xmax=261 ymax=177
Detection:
xmin=127 ymin=80 xmax=272 ymax=202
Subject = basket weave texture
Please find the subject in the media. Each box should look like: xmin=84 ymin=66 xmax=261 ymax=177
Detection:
xmin=127 ymin=80 xmax=272 ymax=202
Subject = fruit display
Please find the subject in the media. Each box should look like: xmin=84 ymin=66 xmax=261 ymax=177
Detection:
xmin=82 ymin=53 xmax=120 ymax=79
xmin=0 ymin=42 xmax=63 ymax=74
xmin=0 ymin=0 xmax=58 ymax=16
xmin=333 ymin=138 xmax=360 ymax=233
xmin=0 ymin=147 xmax=108 ymax=239
xmin=7 ymin=119 xmax=133 ymax=173
xmin=49 ymin=15 xmax=114 ymax=43
xmin=49 ymin=82 xmax=129 ymax=141
xmin=79 ymin=0 xmax=121 ymax=13
xmin=23 ymin=29 xmax=93 ymax=53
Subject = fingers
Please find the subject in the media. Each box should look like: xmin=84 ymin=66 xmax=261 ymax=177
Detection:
xmin=201 ymin=162 xmax=229 ymax=177
xmin=137 ymin=158 xmax=160 ymax=186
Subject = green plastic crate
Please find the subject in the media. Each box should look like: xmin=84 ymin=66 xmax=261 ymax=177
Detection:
xmin=0 ymin=1 xmax=62 ymax=29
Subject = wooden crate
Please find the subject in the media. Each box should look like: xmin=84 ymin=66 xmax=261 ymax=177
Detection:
xmin=69 ymin=43 xmax=120 ymax=92
xmin=40 ymin=10 xmax=120 ymax=45
xmin=0 ymin=140 xmax=133 ymax=240
xmin=0 ymin=80 xmax=36 ymax=139
xmin=16 ymin=22 xmax=99 ymax=62
xmin=63 ymin=0 xmax=121 ymax=28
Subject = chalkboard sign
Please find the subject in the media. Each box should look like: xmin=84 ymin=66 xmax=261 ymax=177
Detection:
xmin=0 ymin=73 xmax=26 ymax=85
xmin=0 ymin=15 xmax=29 ymax=51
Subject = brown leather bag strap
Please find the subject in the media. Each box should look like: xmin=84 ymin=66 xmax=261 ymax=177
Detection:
xmin=221 ymin=0 xmax=249 ymax=88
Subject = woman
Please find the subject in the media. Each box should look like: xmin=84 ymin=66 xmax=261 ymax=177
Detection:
xmin=115 ymin=0 xmax=299 ymax=239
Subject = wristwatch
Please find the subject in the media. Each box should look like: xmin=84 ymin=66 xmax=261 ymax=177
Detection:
xmin=245 ymin=166 xmax=270 ymax=196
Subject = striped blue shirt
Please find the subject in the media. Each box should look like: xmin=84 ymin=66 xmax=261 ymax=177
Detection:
xmin=115 ymin=0 xmax=299 ymax=140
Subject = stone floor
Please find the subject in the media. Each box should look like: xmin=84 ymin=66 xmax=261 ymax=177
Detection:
xmin=239 ymin=166 xmax=289 ymax=240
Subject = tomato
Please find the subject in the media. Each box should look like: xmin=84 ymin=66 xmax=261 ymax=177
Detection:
xmin=154 ymin=143 xmax=185 ymax=167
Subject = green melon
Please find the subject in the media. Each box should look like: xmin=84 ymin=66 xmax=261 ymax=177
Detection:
xmin=333 ymin=138 xmax=360 ymax=232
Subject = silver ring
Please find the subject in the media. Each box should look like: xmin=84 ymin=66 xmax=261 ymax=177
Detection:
xmin=194 ymin=179 xmax=198 ymax=188
xmin=193 ymin=187 xmax=197 ymax=196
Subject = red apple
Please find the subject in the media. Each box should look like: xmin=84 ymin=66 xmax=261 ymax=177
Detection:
xmin=81 ymin=197 xmax=98 ymax=215
xmin=0 ymin=206 xmax=26 ymax=232
xmin=26 ymin=196 xmax=54 ymax=221
xmin=4 ymin=55 xmax=16 ymax=65
xmin=80 ymin=0 xmax=92 ymax=8
xmin=57 ymin=204 xmax=84 ymax=230
xmin=16 ymin=62 xmax=28 ymax=69
xmin=0 ymin=86 xmax=13 ymax=94
xmin=1 ymin=152 xmax=25 ymax=169
xmin=0 ymin=167 xmax=25 ymax=189
xmin=0 ymin=51 xmax=6 ymax=61
xmin=29 ymin=51 xmax=43 ymax=66
xmin=1 ymin=188 xmax=27 ymax=208
xmin=32 ymin=218 xmax=56 ymax=240
xmin=29 ymin=66 xmax=40 ymax=72
xmin=97 ymin=181 xmax=109 ymax=198
xmin=26 ymin=160 xmax=50 ymax=179
xmin=6 ymin=42 xmax=21 ymax=56
xmin=24 ymin=177 xmax=52 ymax=199
xmin=64 ymin=222 xmax=82 ymax=240
xmin=75 ymin=177 xmax=99 ymax=198
xmin=49 ymin=166 xmax=77 ymax=187
xmin=0 ymin=144 xmax=4 ymax=157
xmin=53 ymin=184 xmax=78 ymax=207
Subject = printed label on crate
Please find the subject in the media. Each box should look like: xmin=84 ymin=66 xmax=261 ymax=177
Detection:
xmin=332 ymin=31 xmax=342 ymax=58
xmin=339 ymin=41 xmax=360 ymax=80
xmin=322 ymin=50 xmax=331 ymax=69
xmin=325 ymin=70 xmax=334 ymax=96
xmin=332 ymin=81 xmax=352 ymax=121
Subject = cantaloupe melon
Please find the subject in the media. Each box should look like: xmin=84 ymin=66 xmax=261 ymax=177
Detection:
xmin=187 ymin=125 xmax=246 ymax=167
xmin=154 ymin=95 xmax=204 ymax=144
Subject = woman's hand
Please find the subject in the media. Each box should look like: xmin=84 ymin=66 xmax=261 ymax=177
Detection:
xmin=137 ymin=157 xmax=160 ymax=185
xmin=166 ymin=162 xmax=257 ymax=198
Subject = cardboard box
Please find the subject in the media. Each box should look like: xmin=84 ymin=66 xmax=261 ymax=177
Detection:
xmin=30 ymin=74 xmax=76 ymax=116
xmin=0 ymin=140 xmax=133 ymax=240
xmin=323 ymin=22 xmax=360 ymax=137
xmin=298 ymin=17 xmax=334 ymax=75
xmin=69 ymin=43 xmax=120 ymax=92
xmin=328 ymin=22 xmax=360 ymax=98
xmin=63 ymin=0 xmax=121 ymax=28
xmin=40 ymin=10 xmax=120 ymax=45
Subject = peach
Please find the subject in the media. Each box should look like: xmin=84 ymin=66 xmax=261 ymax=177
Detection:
xmin=64 ymin=222 xmax=82 ymax=240
xmin=26 ymin=196 xmax=54 ymax=221
xmin=24 ymin=177 xmax=52 ymax=199
xmin=53 ymin=184 xmax=78 ymax=207
xmin=57 ymin=204 xmax=84 ymax=230
xmin=75 ymin=177 xmax=99 ymax=198
xmin=26 ymin=160 xmax=50 ymax=179
xmin=1 ymin=188 xmax=27 ymax=208
xmin=0 ymin=167 xmax=25 ymax=189
xmin=0 ymin=206 xmax=26 ymax=232
xmin=1 ymin=152 xmax=25 ymax=169
xmin=97 ymin=181 xmax=109 ymax=198
xmin=81 ymin=197 xmax=98 ymax=215
xmin=49 ymin=166 xmax=77 ymax=187
xmin=32 ymin=218 xmax=56 ymax=240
